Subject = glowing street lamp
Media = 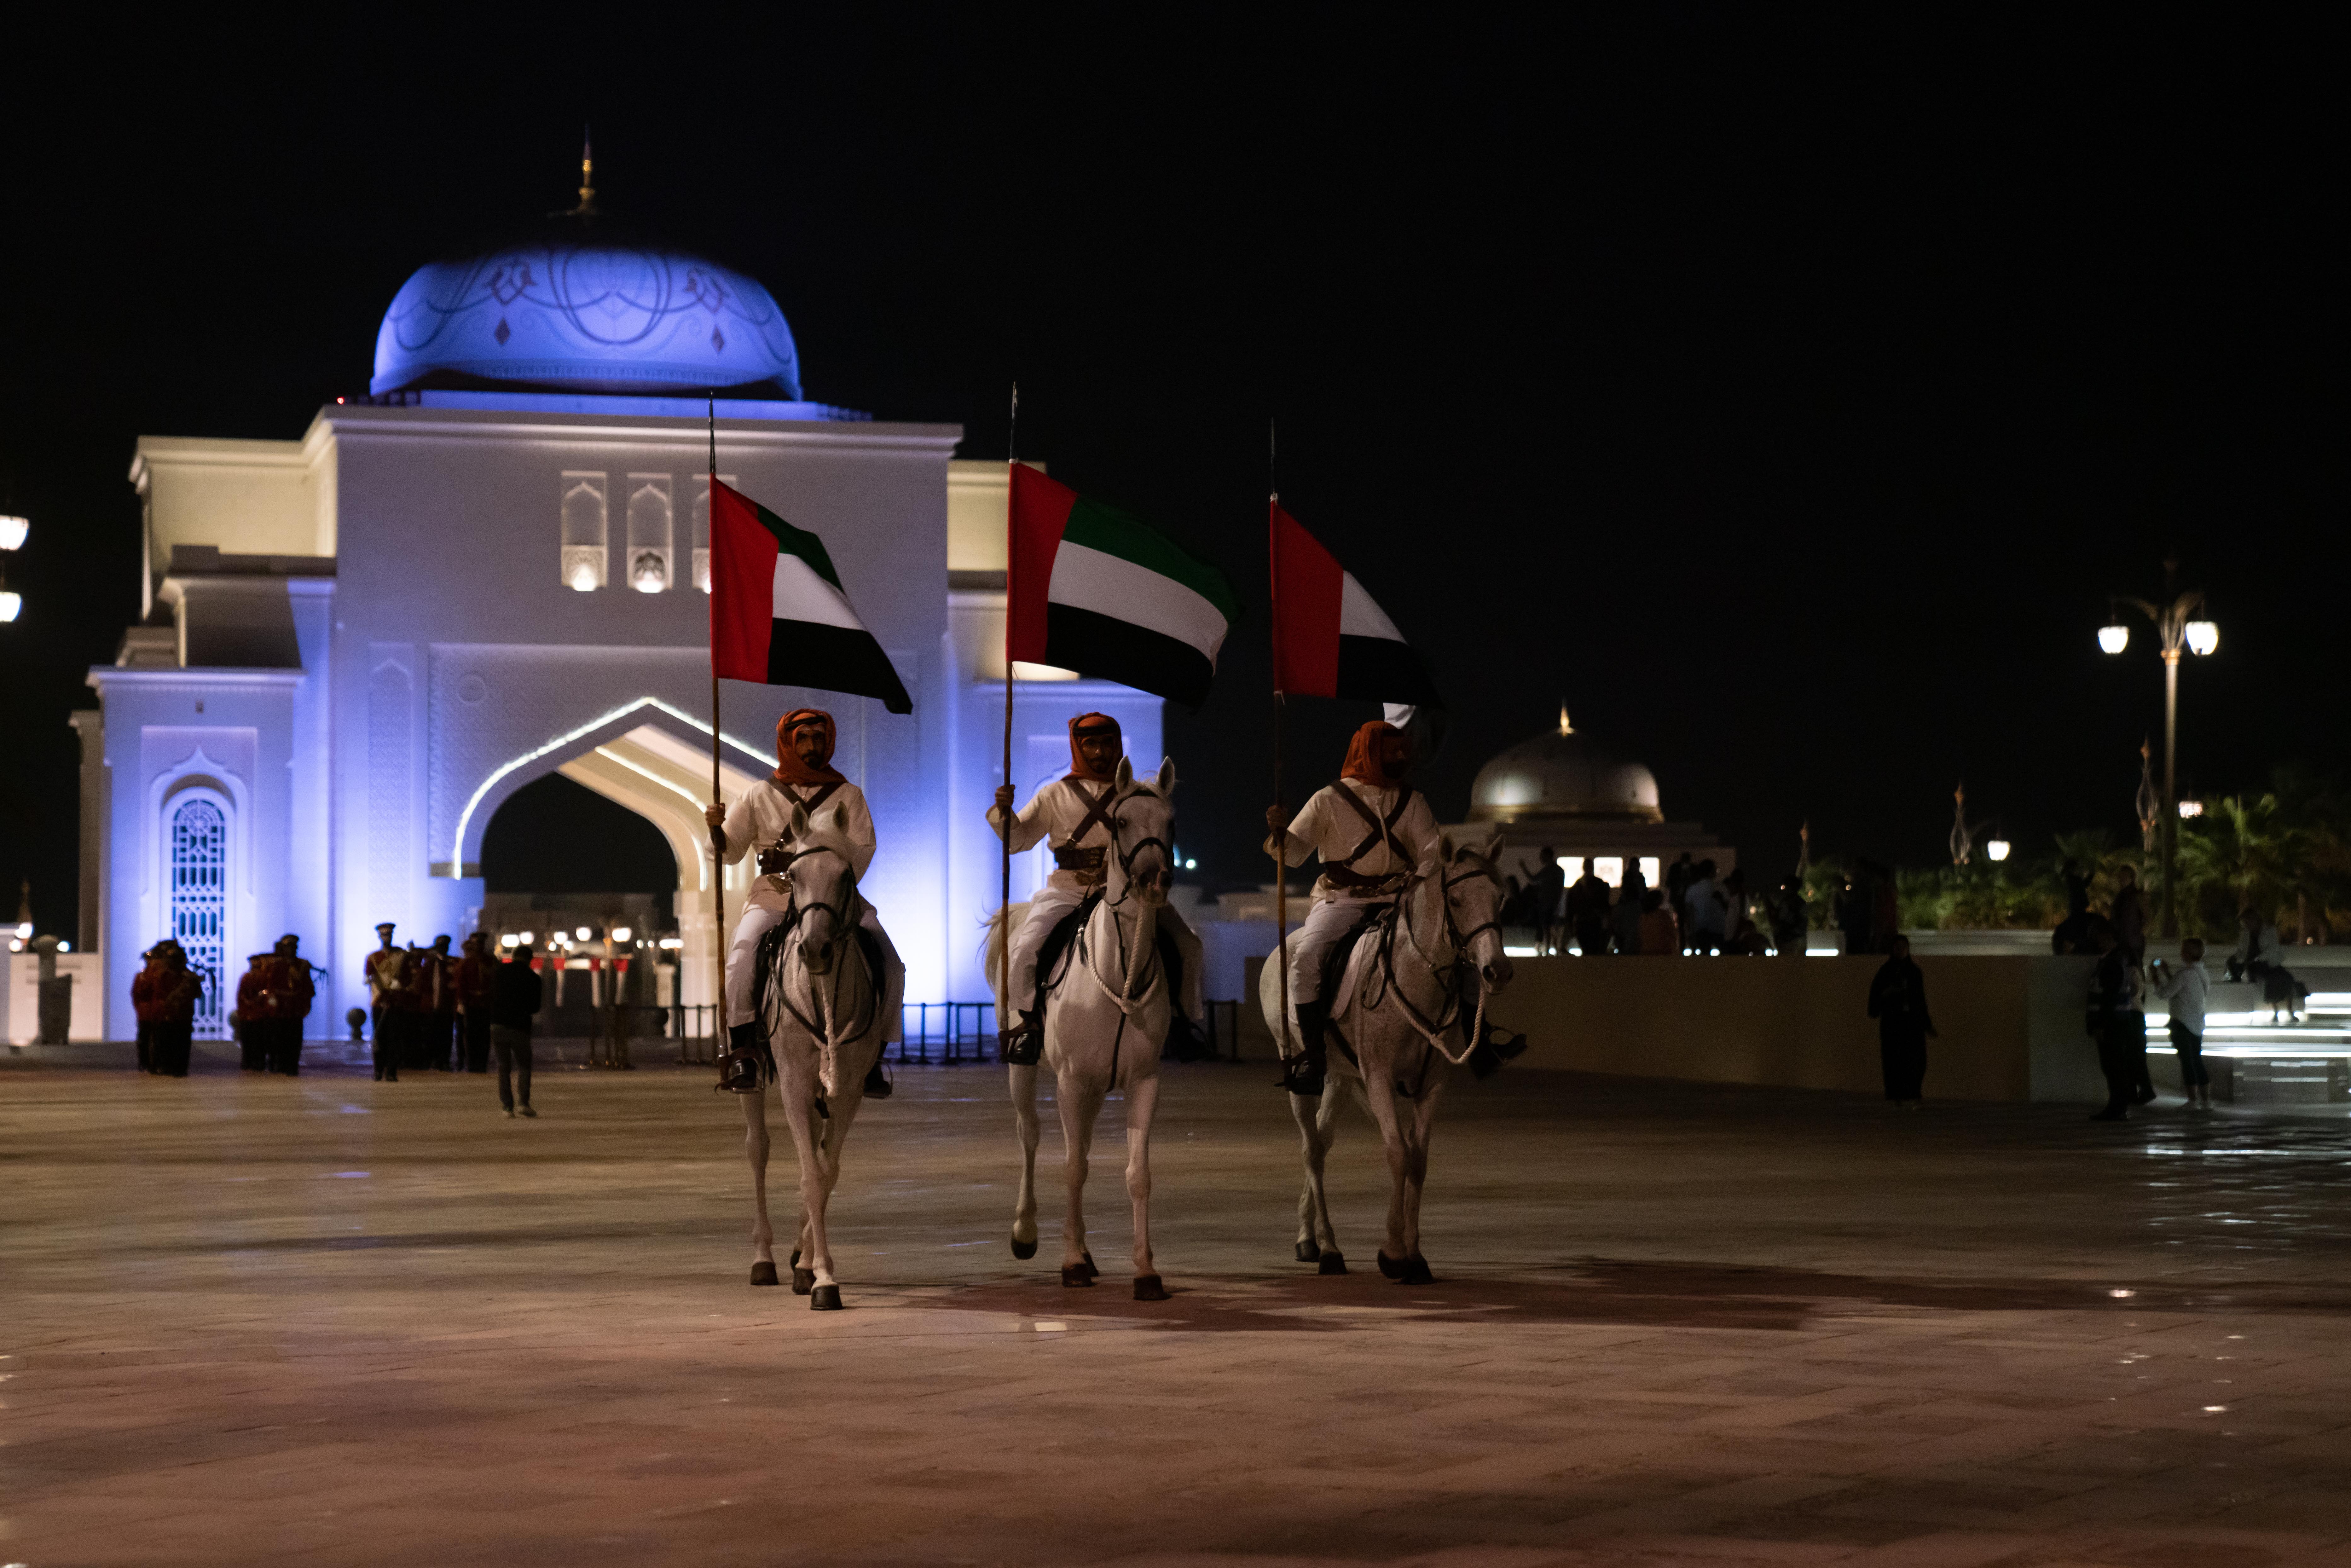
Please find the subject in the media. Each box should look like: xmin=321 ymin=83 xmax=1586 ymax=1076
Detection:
xmin=1986 ymin=838 xmax=2012 ymax=863
xmin=2099 ymin=559 xmax=2217 ymax=937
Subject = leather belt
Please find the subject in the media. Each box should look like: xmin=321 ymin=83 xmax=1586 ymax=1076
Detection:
xmin=1324 ymin=863 xmax=1406 ymax=894
xmin=1053 ymin=845 xmax=1107 ymax=877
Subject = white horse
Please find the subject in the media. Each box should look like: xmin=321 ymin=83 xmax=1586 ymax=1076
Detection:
xmin=740 ymin=801 xmax=889 ymax=1312
xmin=1258 ymin=834 xmax=1512 ymax=1284
xmin=989 ymin=757 xmax=1178 ymax=1301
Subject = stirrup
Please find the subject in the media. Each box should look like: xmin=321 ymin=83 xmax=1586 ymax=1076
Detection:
xmin=999 ymin=1015 xmax=1043 ymax=1066
xmin=715 ymin=1048 xmax=764 ymax=1095
xmin=1277 ymin=1052 xmax=1326 ymax=1098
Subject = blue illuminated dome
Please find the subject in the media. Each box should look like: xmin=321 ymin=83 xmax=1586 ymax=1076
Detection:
xmin=372 ymin=241 xmax=802 ymax=397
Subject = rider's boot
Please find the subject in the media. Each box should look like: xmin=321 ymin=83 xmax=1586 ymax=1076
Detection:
xmin=1277 ymin=1000 xmax=1329 ymax=1097
xmin=864 ymin=1050 xmax=893 ymax=1100
xmin=716 ymin=1022 xmax=763 ymax=1094
xmin=1000 ymin=1010 xmax=1044 ymax=1067
xmin=1467 ymin=1017 xmax=1529 ymax=1080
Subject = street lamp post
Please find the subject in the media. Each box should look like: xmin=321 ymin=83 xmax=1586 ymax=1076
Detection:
xmin=2099 ymin=559 xmax=2218 ymax=939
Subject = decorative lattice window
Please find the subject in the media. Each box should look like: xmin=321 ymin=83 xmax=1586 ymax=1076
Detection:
xmin=625 ymin=473 xmax=673 ymax=593
xmin=169 ymin=796 xmax=229 ymax=1039
xmin=560 ymin=472 xmax=608 ymax=591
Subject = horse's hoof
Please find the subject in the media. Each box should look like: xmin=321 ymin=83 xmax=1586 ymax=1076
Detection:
xmin=1295 ymin=1238 xmax=1322 ymax=1264
xmin=1061 ymin=1264 xmax=1096 ymax=1288
xmin=750 ymin=1260 xmax=780 ymax=1287
xmin=1377 ymin=1251 xmax=1404 ymax=1279
xmin=1400 ymin=1255 xmax=1435 ymax=1286
xmin=1133 ymin=1275 xmax=1170 ymax=1302
xmin=1010 ymin=1235 xmax=1039 ymax=1260
xmin=1318 ymin=1251 xmax=1348 ymax=1276
xmin=1080 ymin=1251 xmax=1100 ymax=1281
xmin=791 ymin=1266 xmax=816 ymax=1295
xmin=809 ymin=1284 xmax=843 ymax=1311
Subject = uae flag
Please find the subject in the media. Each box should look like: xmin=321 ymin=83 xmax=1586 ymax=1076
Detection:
xmin=1007 ymin=465 xmax=1238 ymax=709
xmin=1268 ymin=501 xmax=1441 ymax=707
xmin=709 ymin=478 xmax=913 ymax=713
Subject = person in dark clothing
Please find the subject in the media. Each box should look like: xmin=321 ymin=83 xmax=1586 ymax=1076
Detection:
xmin=1532 ymin=848 xmax=1567 ymax=956
xmin=2108 ymin=866 xmax=2148 ymax=966
xmin=2084 ymin=917 xmax=2146 ymax=1121
xmin=1564 ymin=863 xmax=1613 ymax=955
xmin=489 ymin=948 xmax=543 ymax=1118
xmin=1767 ymin=875 xmax=1809 ymax=957
xmin=1611 ymin=867 xmax=1647 ymax=958
xmin=1867 ymin=934 xmax=1937 ymax=1106
xmin=455 ymin=933 xmax=496 ymax=1073
xmin=132 ymin=942 xmax=201 ymax=1077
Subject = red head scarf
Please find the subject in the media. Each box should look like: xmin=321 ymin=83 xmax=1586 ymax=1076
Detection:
xmin=1341 ymin=720 xmax=1410 ymax=789
xmin=1067 ymin=712 xmax=1123 ymax=784
xmin=773 ymin=709 xmax=847 ymax=787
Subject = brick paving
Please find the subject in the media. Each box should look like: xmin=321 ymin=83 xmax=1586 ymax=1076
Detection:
xmin=4 ymin=1053 xmax=2351 ymax=1565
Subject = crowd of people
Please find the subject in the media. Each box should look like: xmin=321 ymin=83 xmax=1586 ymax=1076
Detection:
xmin=125 ymin=923 xmax=544 ymax=1115
xmin=1503 ymin=850 xmax=1898 ymax=958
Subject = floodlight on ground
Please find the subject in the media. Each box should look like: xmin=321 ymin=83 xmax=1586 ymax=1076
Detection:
xmin=0 ymin=515 xmax=26 ymax=551
xmin=611 ymin=925 xmax=632 ymax=942
xmin=500 ymin=933 xmax=518 ymax=948
xmin=0 ymin=592 xmax=19 ymax=622
xmin=8 ymin=939 xmax=20 ymax=953
xmin=57 ymin=940 xmax=69 ymax=952
xmin=13 ymin=920 xmax=27 ymax=940
xmin=2097 ymin=623 xmax=2129 ymax=655
xmin=1986 ymin=839 xmax=2011 ymax=862
xmin=518 ymin=930 xmax=534 ymax=944
xmin=575 ymin=926 xmax=591 ymax=940
xmin=2185 ymin=619 xmax=2219 ymax=656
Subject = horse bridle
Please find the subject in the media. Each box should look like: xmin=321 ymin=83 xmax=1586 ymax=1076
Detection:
xmin=761 ymin=845 xmax=877 ymax=1045
xmin=1366 ymin=849 xmax=1504 ymax=1076
xmin=1103 ymin=786 xmax=1173 ymax=910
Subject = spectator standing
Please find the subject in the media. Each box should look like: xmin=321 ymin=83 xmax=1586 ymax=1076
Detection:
xmin=2085 ymin=917 xmax=2147 ymax=1121
xmin=1833 ymin=872 xmax=1871 ymax=955
xmin=1564 ymin=863 xmax=1612 ymax=955
xmin=1867 ymin=934 xmax=1937 ymax=1107
xmin=490 ymin=944 xmax=543 ymax=1118
xmin=132 ymin=942 xmax=201 ymax=1078
xmin=1767 ymin=875 xmax=1809 ymax=957
xmin=1611 ymin=876 xmax=1645 ymax=958
xmin=1532 ymin=849 xmax=1566 ymax=956
xmin=233 ymin=952 xmax=273 ymax=1071
xmin=1665 ymin=854 xmax=1695 ymax=940
xmin=1683 ymin=859 xmax=1729 ymax=954
xmin=2051 ymin=866 xmax=2093 ymax=955
xmin=424 ymin=934 xmax=458 ymax=1070
xmin=2150 ymin=936 xmax=2212 ymax=1112
xmin=2109 ymin=866 xmax=2148 ymax=965
xmin=2228 ymin=909 xmax=2302 ymax=1023
xmin=1636 ymin=888 xmax=1681 ymax=955
xmin=456 ymin=934 xmax=496 ymax=1073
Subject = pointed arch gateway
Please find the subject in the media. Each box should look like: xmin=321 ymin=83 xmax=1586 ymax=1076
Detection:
xmin=456 ymin=704 xmax=774 ymax=1013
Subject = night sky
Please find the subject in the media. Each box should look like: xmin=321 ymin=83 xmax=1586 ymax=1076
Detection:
xmin=1 ymin=13 xmax=2339 ymax=932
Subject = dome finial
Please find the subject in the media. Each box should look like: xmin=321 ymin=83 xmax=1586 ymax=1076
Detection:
xmin=556 ymin=124 xmax=599 ymax=219
xmin=1557 ymin=701 xmax=1574 ymax=737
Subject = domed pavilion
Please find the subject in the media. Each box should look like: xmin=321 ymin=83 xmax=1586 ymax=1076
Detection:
xmin=1453 ymin=707 xmax=1731 ymax=897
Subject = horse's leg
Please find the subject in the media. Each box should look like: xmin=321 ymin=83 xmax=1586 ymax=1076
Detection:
xmin=1125 ymin=1073 xmax=1167 ymax=1297
xmin=744 ymin=1086 xmax=779 ymax=1286
xmin=779 ymin=1062 xmax=840 ymax=1308
xmin=1357 ymin=1061 xmax=1415 ymax=1278
xmin=1054 ymin=1072 xmax=1102 ymax=1285
xmin=1009 ymin=1061 xmax=1041 ymax=1258
xmin=809 ymin=1088 xmax=863 ymax=1302
xmin=1291 ymin=1077 xmax=1342 ymax=1270
xmin=1400 ymin=1077 xmax=1445 ymax=1279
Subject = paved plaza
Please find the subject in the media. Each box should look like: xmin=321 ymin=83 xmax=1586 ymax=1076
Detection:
xmin=6 ymin=1049 xmax=2351 ymax=1567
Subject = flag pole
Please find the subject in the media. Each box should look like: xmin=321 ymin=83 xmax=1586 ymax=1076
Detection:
xmin=1269 ymin=417 xmax=1291 ymax=1059
xmin=999 ymin=384 xmax=1019 ymax=1039
xmin=708 ymin=391 xmax=725 ymax=1062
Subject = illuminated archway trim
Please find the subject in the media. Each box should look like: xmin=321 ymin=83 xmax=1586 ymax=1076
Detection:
xmin=443 ymin=696 xmax=771 ymax=876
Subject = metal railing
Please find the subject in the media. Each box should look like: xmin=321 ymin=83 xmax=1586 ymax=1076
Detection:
xmin=890 ymin=1002 xmax=999 ymax=1064
xmin=652 ymin=998 xmax=1244 ymax=1069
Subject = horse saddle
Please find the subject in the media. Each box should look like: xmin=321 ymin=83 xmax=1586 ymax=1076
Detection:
xmin=1030 ymin=892 xmax=1199 ymax=1056
xmin=1316 ymin=906 xmax=1396 ymax=1024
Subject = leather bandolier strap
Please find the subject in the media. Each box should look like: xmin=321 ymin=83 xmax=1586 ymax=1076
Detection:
xmin=1324 ymin=782 xmax=1417 ymax=894
xmin=1051 ymin=781 xmax=1119 ymax=885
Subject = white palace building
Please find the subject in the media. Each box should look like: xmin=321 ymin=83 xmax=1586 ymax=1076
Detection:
xmin=73 ymin=232 xmax=1159 ymax=1041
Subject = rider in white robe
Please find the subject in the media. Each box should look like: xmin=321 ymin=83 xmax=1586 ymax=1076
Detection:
xmin=706 ymin=708 xmax=904 ymax=1097
xmin=1264 ymin=719 xmax=1441 ymax=1097
xmin=990 ymin=712 xmax=1203 ymax=1062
